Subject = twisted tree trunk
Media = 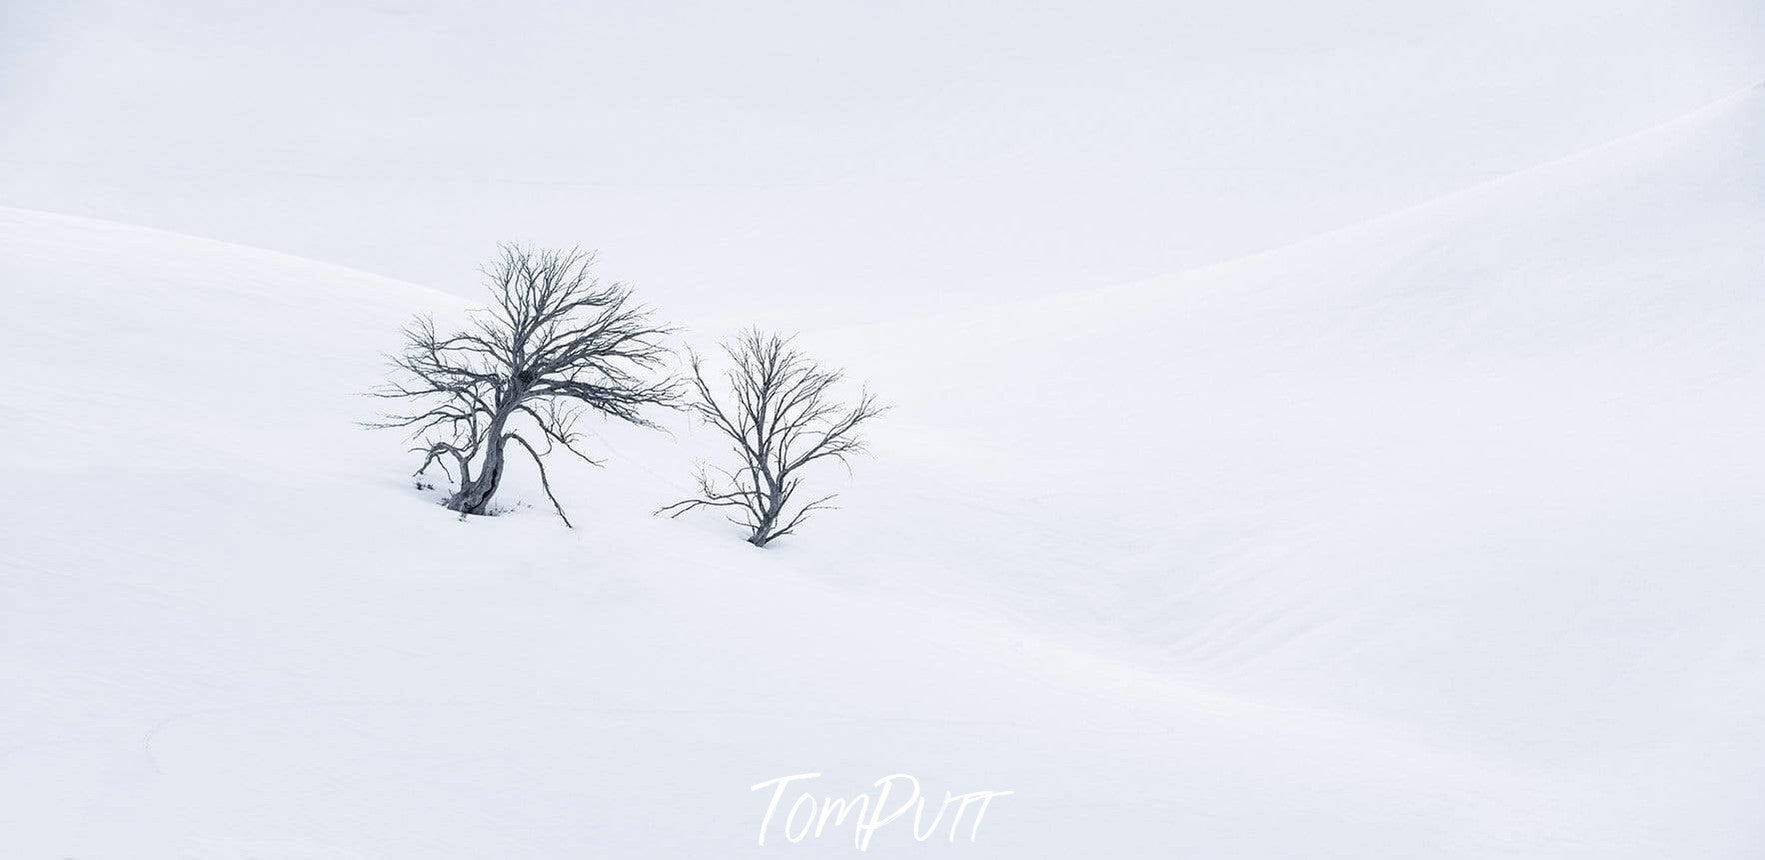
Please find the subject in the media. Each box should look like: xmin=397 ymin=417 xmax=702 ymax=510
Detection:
xmin=446 ymin=410 xmax=511 ymax=515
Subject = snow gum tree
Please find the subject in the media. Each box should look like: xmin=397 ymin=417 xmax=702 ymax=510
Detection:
xmin=370 ymin=245 xmax=677 ymax=526
xmin=658 ymin=329 xmax=882 ymax=546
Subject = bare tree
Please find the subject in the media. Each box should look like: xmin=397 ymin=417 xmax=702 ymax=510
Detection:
xmin=369 ymin=245 xmax=677 ymax=526
xmin=658 ymin=329 xmax=882 ymax=546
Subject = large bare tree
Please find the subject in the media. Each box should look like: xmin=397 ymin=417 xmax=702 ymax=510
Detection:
xmin=370 ymin=245 xmax=677 ymax=526
xmin=658 ymin=330 xmax=882 ymax=546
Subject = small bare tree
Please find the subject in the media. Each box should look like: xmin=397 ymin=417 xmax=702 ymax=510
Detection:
xmin=370 ymin=245 xmax=677 ymax=526
xmin=658 ymin=329 xmax=882 ymax=546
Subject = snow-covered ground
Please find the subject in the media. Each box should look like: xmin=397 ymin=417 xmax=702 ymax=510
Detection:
xmin=4 ymin=1 xmax=1761 ymax=321
xmin=2 ymin=36 xmax=1763 ymax=860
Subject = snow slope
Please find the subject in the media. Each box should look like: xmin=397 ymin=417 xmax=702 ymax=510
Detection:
xmin=3 ymin=86 xmax=1763 ymax=857
xmin=4 ymin=0 xmax=1760 ymax=319
xmin=805 ymin=83 xmax=1765 ymax=849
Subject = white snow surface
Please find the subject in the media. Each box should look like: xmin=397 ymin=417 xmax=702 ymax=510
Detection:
xmin=3 ymin=85 xmax=1763 ymax=856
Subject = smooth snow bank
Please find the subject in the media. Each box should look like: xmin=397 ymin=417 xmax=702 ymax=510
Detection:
xmin=805 ymin=84 xmax=1765 ymax=850
xmin=6 ymin=1 xmax=1759 ymax=319
xmin=3 ymin=86 xmax=1764 ymax=856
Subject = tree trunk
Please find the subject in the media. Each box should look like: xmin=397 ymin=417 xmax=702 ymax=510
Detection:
xmin=747 ymin=487 xmax=784 ymax=546
xmin=446 ymin=412 xmax=511 ymax=515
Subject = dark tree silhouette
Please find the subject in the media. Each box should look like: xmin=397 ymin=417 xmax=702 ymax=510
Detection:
xmin=370 ymin=245 xmax=677 ymax=526
xmin=658 ymin=329 xmax=882 ymax=546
